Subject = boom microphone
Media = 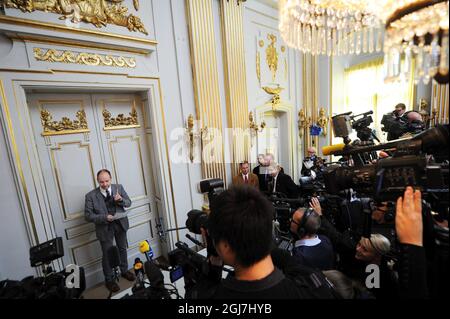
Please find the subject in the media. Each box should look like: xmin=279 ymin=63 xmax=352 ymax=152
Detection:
xmin=322 ymin=143 xmax=346 ymax=156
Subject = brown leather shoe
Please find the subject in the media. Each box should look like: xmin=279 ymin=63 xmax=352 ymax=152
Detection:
xmin=121 ymin=270 xmax=136 ymax=281
xmin=105 ymin=281 xmax=120 ymax=293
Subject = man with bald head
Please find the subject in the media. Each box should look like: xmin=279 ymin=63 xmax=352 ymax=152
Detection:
xmin=85 ymin=169 xmax=136 ymax=292
xmin=402 ymin=111 xmax=425 ymax=137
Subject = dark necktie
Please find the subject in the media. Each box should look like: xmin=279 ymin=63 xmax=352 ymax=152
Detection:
xmin=106 ymin=189 xmax=111 ymax=200
xmin=244 ymin=175 xmax=248 ymax=184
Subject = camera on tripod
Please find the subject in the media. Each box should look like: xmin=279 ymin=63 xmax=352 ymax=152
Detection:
xmin=0 ymin=237 xmax=85 ymax=299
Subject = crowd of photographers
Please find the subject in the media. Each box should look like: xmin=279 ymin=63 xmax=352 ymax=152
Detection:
xmin=186 ymin=104 xmax=448 ymax=300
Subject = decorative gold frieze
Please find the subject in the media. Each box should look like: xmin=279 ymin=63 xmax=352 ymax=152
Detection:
xmin=40 ymin=108 xmax=89 ymax=136
xmin=266 ymin=34 xmax=279 ymax=82
xmin=102 ymin=107 xmax=140 ymax=130
xmin=33 ymin=48 xmax=136 ymax=68
xmin=5 ymin=0 xmax=148 ymax=35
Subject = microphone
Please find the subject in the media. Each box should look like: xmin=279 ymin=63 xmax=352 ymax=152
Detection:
xmin=107 ymin=246 xmax=121 ymax=282
xmin=132 ymin=258 xmax=145 ymax=292
xmin=139 ymin=240 xmax=154 ymax=262
xmin=322 ymin=143 xmax=346 ymax=156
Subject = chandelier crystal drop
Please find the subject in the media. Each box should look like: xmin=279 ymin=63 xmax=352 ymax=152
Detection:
xmin=279 ymin=0 xmax=383 ymax=56
xmin=367 ymin=0 xmax=449 ymax=84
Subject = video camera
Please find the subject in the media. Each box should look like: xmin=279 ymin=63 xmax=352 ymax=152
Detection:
xmin=381 ymin=112 xmax=408 ymax=141
xmin=323 ymin=125 xmax=449 ymax=207
xmin=0 ymin=237 xmax=85 ymax=299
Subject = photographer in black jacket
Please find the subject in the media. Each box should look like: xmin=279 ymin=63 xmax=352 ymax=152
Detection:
xmin=200 ymin=185 xmax=337 ymax=299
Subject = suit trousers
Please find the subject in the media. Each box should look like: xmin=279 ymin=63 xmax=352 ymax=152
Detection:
xmin=100 ymin=220 xmax=129 ymax=282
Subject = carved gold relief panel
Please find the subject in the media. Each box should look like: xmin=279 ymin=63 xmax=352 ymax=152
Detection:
xmin=101 ymin=99 xmax=140 ymax=130
xmin=34 ymin=48 xmax=137 ymax=68
xmin=256 ymin=32 xmax=288 ymax=88
xmin=39 ymin=100 xmax=90 ymax=136
xmin=4 ymin=0 xmax=148 ymax=35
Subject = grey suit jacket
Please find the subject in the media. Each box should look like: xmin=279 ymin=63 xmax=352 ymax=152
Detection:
xmin=84 ymin=184 xmax=132 ymax=241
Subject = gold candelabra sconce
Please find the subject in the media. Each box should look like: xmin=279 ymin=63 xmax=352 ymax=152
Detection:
xmin=186 ymin=114 xmax=208 ymax=163
xmin=418 ymin=98 xmax=431 ymax=128
xmin=431 ymin=107 xmax=439 ymax=127
xmin=249 ymin=111 xmax=266 ymax=145
xmin=298 ymin=108 xmax=312 ymax=138
xmin=317 ymin=107 xmax=329 ymax=136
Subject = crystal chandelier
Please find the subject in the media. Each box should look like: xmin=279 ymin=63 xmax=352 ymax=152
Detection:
xmin=367 ymin=1 xmax=449 ymax=84
xmin=279 ymin=0 xmax=383 ymax=56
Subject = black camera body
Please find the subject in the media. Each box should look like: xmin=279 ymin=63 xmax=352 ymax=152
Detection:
xmin=1 ymin=237 xmax=85 ymax=299
xmin=381 ymin=113 xmax=408 ymax=141
xmin=324 ymin=125 xmax=449 ymax=206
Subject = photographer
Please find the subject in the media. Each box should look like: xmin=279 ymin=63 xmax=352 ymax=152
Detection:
xmin=310 ymin=198 xmax=397 ymax=299
xmin=395 ymin=186 xmax=427 ymax=299
xmin=200 ymin=185 xmax=337 ymax=299
xmin=401 ymin=111 xmax=426 ymax=138
xmin=290 ymin=208 xmax=335 ymax=270
xmin=382 ymin=103 xmax=408 ymax=141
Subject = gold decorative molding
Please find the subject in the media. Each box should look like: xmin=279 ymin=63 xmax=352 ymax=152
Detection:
xmin=5 ymin=0 xmax=148 ymax=35
xmin=102 ymin=107 xmax=140 ymax=130
xmin=0 ymin=16 xmax=157 ymax=46
xmin=133 ymin=0 xmax=139 ymax=11
xmin=258 ymin=40 xmax=264 ymax=48
xmin=33 ymin=48 xmax=136 ymax=68
xmin=262 ymin=85 xmax=284 ymax=110
xmin=266 ymin=34 xmax=279 ymax=82
xmin=40 ymin=108 xmax=90 ymax=136
xmin=256 ymin=51 xmax=261 ymax=84
xmin=187 ymin=114 xmax=195 ymax=163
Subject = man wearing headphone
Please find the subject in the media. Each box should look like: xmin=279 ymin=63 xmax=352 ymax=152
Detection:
xmin=290 ymin=207 xmax=335 ymax=271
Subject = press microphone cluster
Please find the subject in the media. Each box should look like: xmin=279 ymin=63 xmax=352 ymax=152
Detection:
xmin=132 ymin=258 xmax=145 ymax=292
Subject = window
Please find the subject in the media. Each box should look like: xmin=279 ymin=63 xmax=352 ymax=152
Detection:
xmin=333 ymin=58 xmax=415 ymax=144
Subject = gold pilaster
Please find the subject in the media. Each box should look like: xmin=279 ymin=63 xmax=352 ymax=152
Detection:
xmin=186 ymin=0 xmax=226 ymax=183
xmin=220 ymin=0 xmax=249 ymax=175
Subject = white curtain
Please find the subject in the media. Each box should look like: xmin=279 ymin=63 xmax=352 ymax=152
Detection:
xmin=333 ymin=58 xmax=414 ymax=144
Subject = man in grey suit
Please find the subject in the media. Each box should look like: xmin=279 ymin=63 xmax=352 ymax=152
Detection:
xmin=85 ymin=169 xmax=136 ymax=292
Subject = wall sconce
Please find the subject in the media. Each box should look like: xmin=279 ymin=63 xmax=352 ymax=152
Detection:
xmin=186 ymin=114 xmax=208 ymax=163
xmin=418 ymin=98 xmax=430 ymax=128
xmin=298 ymin=108 xmax=311 ymax=138
xmin=249 ymin=111 xmax=266 ymax=135
xmin=317 ymin=107 xmax=329 ymax=136
xmin=431 ymin=107 xmax=439 ymax=127
xmin=249 ymin=111 xmax=265 ymax=146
